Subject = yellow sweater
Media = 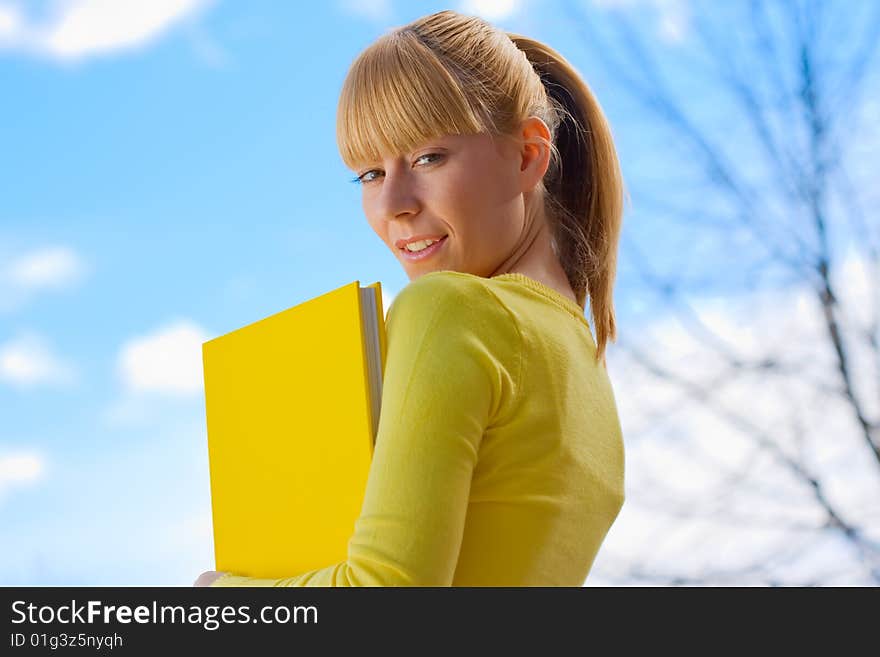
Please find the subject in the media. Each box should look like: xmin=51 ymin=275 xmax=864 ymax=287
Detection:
xmin=211 ymin=270 xmax=625 ymax=587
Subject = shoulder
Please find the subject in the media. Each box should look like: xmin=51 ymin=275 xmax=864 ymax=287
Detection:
xmin=386 ymin=270 xmax=519 ymax=342
xmin=387 ymin=271 xmax=509 ymax=326
xmin=383 ymin=272 xmax=523 ymax=408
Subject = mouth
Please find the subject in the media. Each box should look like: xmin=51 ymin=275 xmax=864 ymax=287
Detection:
xmin=398 ymin=235 xmax=448 ymax=262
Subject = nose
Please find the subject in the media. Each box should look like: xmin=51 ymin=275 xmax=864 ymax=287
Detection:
xmin=377 ymin=168 xmax=420 ymax=221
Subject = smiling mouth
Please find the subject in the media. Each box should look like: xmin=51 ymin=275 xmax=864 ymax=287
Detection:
xmin=399 ymin=235 xmax=448 ymax=260
xmin=399 ymin=236 xmax=447 ymax=252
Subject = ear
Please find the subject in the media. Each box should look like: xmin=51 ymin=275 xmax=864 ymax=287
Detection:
xmin=518 ymin=116 xmax=552 ymax=192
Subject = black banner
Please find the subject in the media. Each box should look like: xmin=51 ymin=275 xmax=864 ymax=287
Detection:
xmin=0 ymin=586 xmax=604 ymax=653
xmin=0 ymin=586 xmax=871 ymax=653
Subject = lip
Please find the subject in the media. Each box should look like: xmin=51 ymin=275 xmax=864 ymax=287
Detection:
xmin=398 ymin=235 xmax=448 ymax=261
xmin=395 ymin=234 xmax=448 ymax=249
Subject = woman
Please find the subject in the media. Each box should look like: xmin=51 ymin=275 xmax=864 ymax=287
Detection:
xmin=195 ymin=8 xmax=626 ymax=587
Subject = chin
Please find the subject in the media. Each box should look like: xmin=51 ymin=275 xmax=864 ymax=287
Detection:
xmin=406 ymin=268 xmax=431 ymax=280
xmin=406 ymin=265 xmax=448 ymax=280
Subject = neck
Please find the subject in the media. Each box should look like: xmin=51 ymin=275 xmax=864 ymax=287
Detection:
xmin=489 ymin=198 xmax=578 ymax=306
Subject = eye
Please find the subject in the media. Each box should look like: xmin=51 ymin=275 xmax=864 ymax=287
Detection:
xmin=415 ymin=152 xmax=443 ymax=166
xmin=351 ymin=169 xmax=381 ymax=185
xmin=350 ymin=152 xmax=445 ymax=185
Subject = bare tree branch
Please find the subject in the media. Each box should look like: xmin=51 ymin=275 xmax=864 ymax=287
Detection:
xmin=567 ymin=0 xmax=879 ymax=586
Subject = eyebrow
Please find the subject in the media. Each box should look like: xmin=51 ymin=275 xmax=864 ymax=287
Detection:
xmin=358 ymin=145 xmax=450 ymax=171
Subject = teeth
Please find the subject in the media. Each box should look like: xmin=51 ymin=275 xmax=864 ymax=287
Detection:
xmin=405 ymin=238 xmax=440 ymax=252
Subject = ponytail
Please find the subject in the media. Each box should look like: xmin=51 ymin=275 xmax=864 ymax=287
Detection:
xmin=507 ymin=34 xmax=627 ymax=368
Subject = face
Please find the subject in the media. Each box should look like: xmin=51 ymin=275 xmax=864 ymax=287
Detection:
xmin=353 ymin=121 xmax=549 ymax=281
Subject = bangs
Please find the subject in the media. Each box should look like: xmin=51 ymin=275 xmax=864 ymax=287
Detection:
xmin=336 ymin=29 xmax=489 ymax=171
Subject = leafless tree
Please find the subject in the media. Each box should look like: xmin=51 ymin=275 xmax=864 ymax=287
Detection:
xmin=563 ymin=0 xmax=880 ymax=585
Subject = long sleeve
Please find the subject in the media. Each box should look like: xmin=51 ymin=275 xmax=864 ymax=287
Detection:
xmin=211 ymin=272 xmax=521 ymax=587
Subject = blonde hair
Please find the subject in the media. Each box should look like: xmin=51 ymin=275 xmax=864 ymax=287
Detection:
xmin=336 ymin=10 xmax=627 ymax=367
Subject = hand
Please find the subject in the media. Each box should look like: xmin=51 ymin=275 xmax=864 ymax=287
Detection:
xmin=193 ymin=570 xmax=227 ymax=587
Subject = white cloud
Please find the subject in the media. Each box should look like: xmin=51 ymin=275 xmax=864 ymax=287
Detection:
xmin=337 ymin=0 xmax=393 ymax=24
xmin=592 ymin=0 xmax=691 ymax=44
xmin=0 ymin=246 xmax=87 ymax=312
xmin=458 ymin=0 xmax=524 ymax=22
xmin=588 ymin=246 xmax=880 ymax=585
xmin=0 ymin=2 xmax=22 ymax=39
xmin=656 ymin=2 xmax=688 ymax=43
xmin=0 ymin=0 xmax=216 ymax=61
xmin=116 ymin=319 xmax=209 ymax=396
xmin=0 ymin=450 xmax=47 ymax=504
xmin=6 ymin=245 xmax=85 ymax=289
xmin=101 ymin=319 xmax=210 ymax=428
xmin=0 ymin=245 xmax=87 ymax=313
xmin=0 ymin=332 xmax=77 ymax=388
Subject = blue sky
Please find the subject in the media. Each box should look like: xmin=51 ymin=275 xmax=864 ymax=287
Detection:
xmin=3 ymin=0 xmax=675 ymax=586
xmin=2 ymin=0 xmax=877 ymax=586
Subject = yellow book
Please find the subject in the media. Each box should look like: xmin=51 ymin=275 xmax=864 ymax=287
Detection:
xmin=202 ymin=280 xmax=387 ymax=579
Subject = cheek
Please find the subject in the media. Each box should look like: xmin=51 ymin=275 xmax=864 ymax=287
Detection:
xmin=463 ymin=166 xmax=512 ymax=213
xmin=372 ymin=222 xmax=389 ymax=244
xmin=432 ymin=168 xmax=498 ymax=226
xmin=361 ymin=200 xmax=384 ymax=238
xmin=452 ymin=179 xmax=513 ymax=239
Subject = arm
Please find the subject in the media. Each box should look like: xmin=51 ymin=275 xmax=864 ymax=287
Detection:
xmin=210 ymin=274 xmax=519 ymax=586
